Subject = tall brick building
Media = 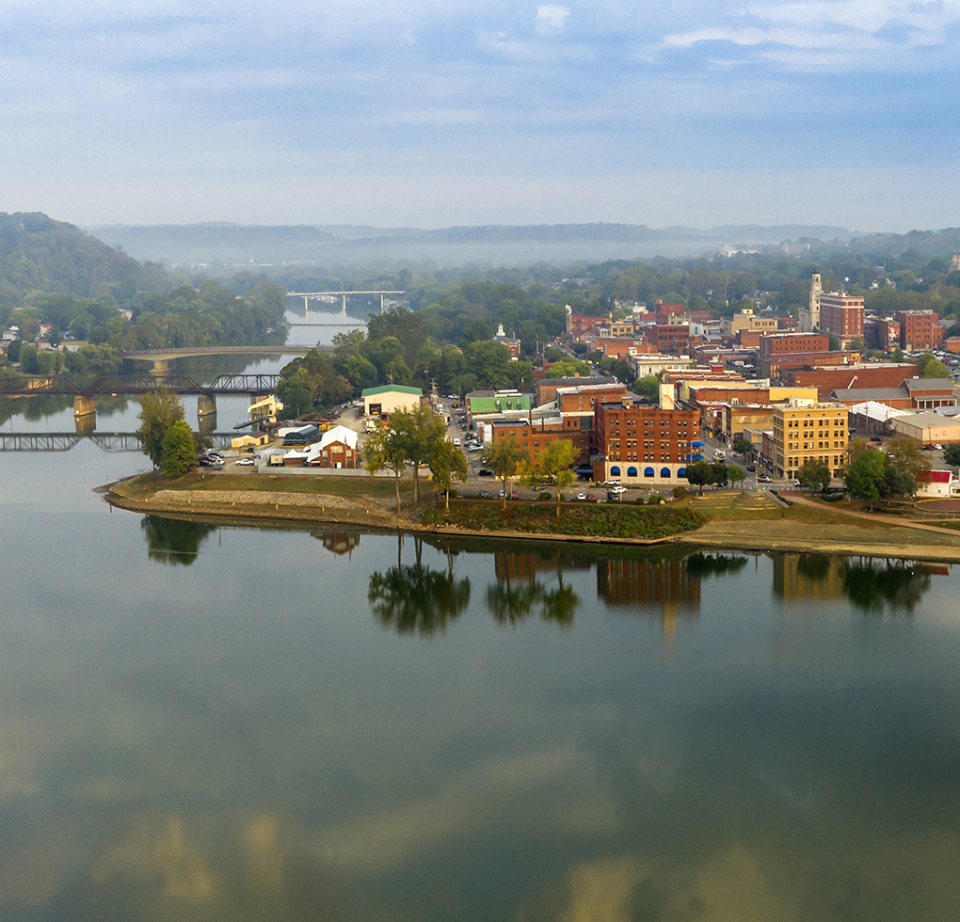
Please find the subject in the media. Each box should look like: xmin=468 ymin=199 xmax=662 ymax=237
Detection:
xmin=894 ymin=310 xmax=942 ymax=351
xmin=819 ymin=293 xmax=864 ymax=348
xmin=593 ymin=401 xmax=699 ymax=485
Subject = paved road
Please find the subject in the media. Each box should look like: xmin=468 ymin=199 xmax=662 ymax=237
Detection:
xmin=785 ymin=492 xmax=960 ymax=537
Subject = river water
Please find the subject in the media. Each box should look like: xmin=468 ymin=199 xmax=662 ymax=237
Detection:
xmin=2 ymin=357 xmax=960 ymax=921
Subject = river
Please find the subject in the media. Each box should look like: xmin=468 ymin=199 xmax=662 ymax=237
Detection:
xmin=1 ymin=356 xmax=960 ymax=921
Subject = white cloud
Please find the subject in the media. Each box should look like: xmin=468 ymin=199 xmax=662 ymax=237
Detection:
xmin=536 ymin=3 xmax=569 ymax=36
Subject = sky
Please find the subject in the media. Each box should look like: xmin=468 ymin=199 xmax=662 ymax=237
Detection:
xmin=1 ymin=0 xmax=958 ymax=231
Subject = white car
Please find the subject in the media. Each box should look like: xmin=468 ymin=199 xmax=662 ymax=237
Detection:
xmin=453 ymin=438 xmax=461 ymax=446
xmin=236 ymin=458 xmax=255 ymax=466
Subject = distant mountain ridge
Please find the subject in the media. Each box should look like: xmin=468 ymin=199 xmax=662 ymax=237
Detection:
xmin=87 ymin=221 xmax=855 ymax=267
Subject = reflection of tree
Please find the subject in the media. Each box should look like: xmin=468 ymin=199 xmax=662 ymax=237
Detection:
xmin=368 ymin=537 xmax=471 ymax=636
xmin=684 ymin=552 xmax=749 ymax=577
xmin=141 ymin=515 xmax=216 ymax=566
xmin=485 ymin=567 xmax=581 ymax=628
xmin=842 ymin=558 xmax=931 ymax=615
xmin=795 ymin=554 xmax=832 ymax=581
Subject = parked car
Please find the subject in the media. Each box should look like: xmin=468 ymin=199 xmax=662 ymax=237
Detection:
xmin=586 ymin=493 xmax=596 ymax=501
xmin=236 ymin=458 xmax=255 ymax=466
xmin=478 ymin=468 xmax=493 ymax=477
xmin=577 ymin=492 xmax=586 ymax=500
xmin=607 ymin=491 xmax=620 ymax=500
xmin=746 ymin=465 xmax=756 ymax=472
xmin=758 ymin=474 xmax=771 ymax=483
xmin=479 ymin=490 xmax=488 ymax=497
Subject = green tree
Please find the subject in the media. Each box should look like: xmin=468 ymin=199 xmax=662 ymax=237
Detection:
xmin=685 ymin=460 xmax=715 ymax=495
xmin=727 ymin=465 xmax=747 ymax=489
xmin=732 ymin=436 xmax=752 ymax=455
xmin=796 ymin=459 xmax=832 ymax=492
xmin=844 ymin=449 xmax=887 ymax=509
xmin=886 ymin=434 xmax=931 ymax=489
xmin=891 ymin=347 xmax=904 ymax=362
xmin=365 ymin=424 xmax=408 ymax=515
xmin=917 ymin=352 xmax=950 ymax=378
xmin=633 ymin=374 xmax=661 ymax=401
xmin=136 ymin=390 xmax=185 ymax=469
xmin=390 ymin=403 xmax=448 ymax=502
xmin=483 ymin=438 xmax=529 ymax=508
xmin=159 ymin=420 xmax=198 ymax=477
xmin=429 ymin=440 xmax=468 ymax=512
xmin=943 ymin=442 xmax=960 ymax=467
xmin=276 ymin=367 xmax=315 ymax=418
xmin=522 ymin=438 xmax=578 ymax=518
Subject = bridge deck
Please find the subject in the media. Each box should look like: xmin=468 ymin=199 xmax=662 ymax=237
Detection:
xmin=0 ymin=373 xmax=282 ymax=398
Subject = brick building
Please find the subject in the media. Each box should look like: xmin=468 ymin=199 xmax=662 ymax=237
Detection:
xmin=592 ymin=401 xmax=699 ymax=485
xmin=649 ymin=323 xmax=690 ymax=355
xmin=759 ymin=333 xmax=830 ymax=361
xmin=819 ymin=293 xmax=864 ymax=347
xmin=894 ymin=310 xmax=942 ymax=351
xmin=780 ymin=363 xmax=920 ymax=401
xmin=863 ymin=317 xmax=900 ymax=353
xmin=491 ymin=419 xmax=590 ymax=466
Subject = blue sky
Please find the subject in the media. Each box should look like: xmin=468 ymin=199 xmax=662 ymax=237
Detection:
xmin=1 ymin=0 xmax=958 ymax=230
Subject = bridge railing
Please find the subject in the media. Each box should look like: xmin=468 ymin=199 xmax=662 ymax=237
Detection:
xmin=0 ymin=373 xmax=281 ymax=397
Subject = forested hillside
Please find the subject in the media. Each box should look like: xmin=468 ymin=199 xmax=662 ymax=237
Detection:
xmin=0 ymin=212 xmax=288 ymax=378
xmin=0 ymin=212 xmax=168 ymax=310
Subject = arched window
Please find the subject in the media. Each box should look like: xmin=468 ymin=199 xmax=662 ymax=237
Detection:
xmin=610 ymin=466 xmax=621 ymax=476
xmin=678 ymin=467 xmax=686 ymax=477
xmin=644 ymin=467 xmax=655 ymax=477
xmin=660 ymin=467 xmax=671 ymax=478
xmin=627 ymin=466 xmax=638 ymax=477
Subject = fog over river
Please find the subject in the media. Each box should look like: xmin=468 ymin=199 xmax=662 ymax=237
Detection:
xmin=1 ymin=355 xmax=959 ymax=922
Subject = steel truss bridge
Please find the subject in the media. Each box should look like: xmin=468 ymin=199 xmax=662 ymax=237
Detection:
xmin=0 ymin=432 xmax=236 ymax=453
xmin=0 ymin=373 xmax=281 ymax=398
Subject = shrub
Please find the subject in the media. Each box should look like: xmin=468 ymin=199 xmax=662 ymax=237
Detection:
xmin=635 ymin=496 xmax=646 ymax=505
xmin=649 ymin=494 xmax=665 ymax=504
xmin=539 ymin=491 xmax=552 ymax=501
xmin=672 ymin=486 xmax=688 ymax=499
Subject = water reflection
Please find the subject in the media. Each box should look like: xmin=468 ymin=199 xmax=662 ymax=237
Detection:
xmin=313 ymin=531 xmax=361 ymax=557
xmin=141 ymin=515 xmax=217 ymax=566
xmin=487 ymin=550 xmax=583 ymax=627
xmin=773 ymin=553 xmax=941 ymax=614
xmin=368 ymin=536 xmax=471 ymax=635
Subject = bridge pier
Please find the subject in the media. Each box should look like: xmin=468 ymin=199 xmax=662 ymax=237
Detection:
xmin=75 ymin=411 xmax=96 ymax=435
xmin=198 ymin=395 xmax=217 ymax=417
xmin=150 ymin=359 xmax=171 ymax=376
xmin=74 ymin=396 xmax=96 ymax=419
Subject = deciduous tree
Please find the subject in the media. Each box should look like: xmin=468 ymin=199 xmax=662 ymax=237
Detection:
xmin=136 ymin=390 xmax=185 ymax=469
xmin=428 ymin=439 xmax=468 ymax=512
xmin=159 ymin=419 xmax=198 ymax=477
xmin=483 ymin=438 xmax=529 ymax=508
xmin=796 ymin=459 xmax=832 ymax=493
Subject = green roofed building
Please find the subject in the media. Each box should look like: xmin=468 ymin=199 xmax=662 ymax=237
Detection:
xmin=361 ymin=385 xmax=423 ymax=416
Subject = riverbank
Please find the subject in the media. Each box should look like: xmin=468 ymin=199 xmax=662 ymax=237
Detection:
xmin=107 ymin=473 xmax=960 ymax=562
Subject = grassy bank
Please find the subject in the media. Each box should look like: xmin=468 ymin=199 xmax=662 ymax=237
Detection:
xmin=420 ymin=501 xmax=706 ymax=539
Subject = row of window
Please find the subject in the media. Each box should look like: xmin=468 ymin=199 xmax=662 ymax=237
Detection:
xmin=609 ymin=465 xmax=685 ymax=478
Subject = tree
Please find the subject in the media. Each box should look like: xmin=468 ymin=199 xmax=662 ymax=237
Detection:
xmin=826 ymin=332 xmax=841 ymax=352
xmin=685 ymin=460 xmax=715 ymax=495
xmin=275 ymin=367 xmax=315 ymax=418
xmin=525 ymin=438 xmax=578 ymax=518
xmin=886 ymin=434 xmax=931 ymax=490
xmin=844 ymin=448 xmax=887 ymax=508
xmin=159 ymin=420 xmax=198 ymax=477
xmin=727 ymin=465 xmax=747 ymax=489
xmin=732 ymin=437 xmax=752 ymax=455
xmin=943 ymin=442 xmax=960 ymax=467
xmin=633 ymin=374 xmax=661 ymax=401
xmin=711 ymin=461 xmax=729 ymax=488
xmin=891 ymin=347 xmax=904 ymax=363
xmin=136 ymin=390 xmax=185 ymax=469
xmin=796 ymin=459 xmax=832 ymax=493
xmin=365 ymin=424 xmax=408 ymax=515
xmin=429 ymin=440 xmax=468 ymax=512
xmin=390 ymin=402 xmax=448 ymax=502
xmin=483 ymin=438 xmax=529 ymax=508
xmin=918 ymin=352 xmax=950 ymax=378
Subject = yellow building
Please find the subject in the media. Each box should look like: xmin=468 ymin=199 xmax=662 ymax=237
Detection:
xmin=720 ymin=308 xmax=779 ymax=337
xmin=773 ymin=402 xmax=849 ymax=479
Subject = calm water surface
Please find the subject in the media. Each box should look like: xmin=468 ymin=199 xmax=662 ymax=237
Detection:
xmin=2 ymin=382 xmax=960 ymax=922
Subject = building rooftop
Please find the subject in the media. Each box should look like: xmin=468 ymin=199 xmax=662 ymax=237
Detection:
xmin=361 ymin=384 xmax=423 ymax=397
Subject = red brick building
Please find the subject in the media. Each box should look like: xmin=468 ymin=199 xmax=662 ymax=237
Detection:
xmin=863 ymin=317 xmax=900 ymax=353
xmin=780 ymin=363 xmax=919 ymax=401
xmin=491 ymin=420 xmax=590 ymax=465
xmin=895 ymin=310 xmax=942 ymax=351
xmin=819 ymin=293 xmax=864 ymax=347
xmin=592 ymin=402 xmax=699 ymax=485
xmin=649 ymin=323 xmax=690 ymax=355
xmin=759 ymin=333 xmax=830 ymax=361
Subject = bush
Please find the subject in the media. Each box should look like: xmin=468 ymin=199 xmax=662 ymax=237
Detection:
xmin=672 ymin=486 xmax=688 ymax=499
xmin=448 ymin=489 xmax=457 ymax=498
xmin=649 ymin=494 xmax=666 ymax=504
xmin=539 ymin=491 xmax=552 ymax=501
xmin=635 ymin=496 xmax=646 ymax=505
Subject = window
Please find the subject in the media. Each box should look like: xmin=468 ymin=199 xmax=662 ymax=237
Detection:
xmin=644 ymin=467 xmax=655 ymax=477
xmin=660 ymin=467 xmax=671 ymax=478
xmin=610 ymin=466 xmax=621 ymax=476
xmin=628 ymin=466 xmax=638 ymax=477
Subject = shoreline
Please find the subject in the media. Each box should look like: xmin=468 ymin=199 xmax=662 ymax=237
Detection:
xmin=106 ymin=476 xmax=960 ymax=564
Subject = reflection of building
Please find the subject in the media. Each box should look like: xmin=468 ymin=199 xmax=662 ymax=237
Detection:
xmin=597 ymin=558 xmax=701 ymax=622
xmin=314 ymin=532 xmax=361 ymax=557
xmin=773 ymin=554 xmax=846 ymax=601
xmin=494 ymin=551 xmax=590 ymax=582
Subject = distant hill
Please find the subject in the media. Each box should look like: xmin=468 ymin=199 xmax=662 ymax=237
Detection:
xmin=842 ymin=227 xmax=960 ymax=259
xmin=0 ymin=211 xmax=167 ymax=309
xmin=87 ymin=221 xmax=855 ymax=268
